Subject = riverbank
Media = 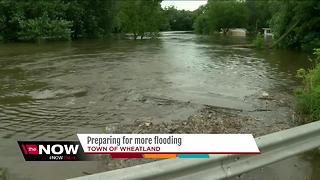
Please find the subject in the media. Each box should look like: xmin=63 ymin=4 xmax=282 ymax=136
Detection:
xmin=100 ymin=90 xmax=297 ymax=171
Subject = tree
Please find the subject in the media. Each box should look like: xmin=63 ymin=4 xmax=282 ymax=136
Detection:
xmin=77 ymin=0 xmax=116 ymax=38
xmin=193 ymin=5 xmax=210 ymax=34
xmin=115 ymin=0 xmax=163 ymax=39
xmin=162 ymin=6 xmax=194 ymax=31
xmin=269 ymin=0 xmax=320 ymax=51
xmin=0 ymin=0 xmax=22 ymax=41
xmin=0 ymin=0 xmax=117 ymax=41
xmin=194 ymin=0 xmax=249 ymax=35
xmin=245 ymin=0 xmax=271 ymax=32
xmin=208 ymin=0 xmax=249 ymax=34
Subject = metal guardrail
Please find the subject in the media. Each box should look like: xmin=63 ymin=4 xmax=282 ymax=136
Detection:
xmin=69 ymin=120 xmax=320 ymax=180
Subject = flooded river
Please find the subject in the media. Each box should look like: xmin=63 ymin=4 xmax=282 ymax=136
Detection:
xmin=0 ymin=32 xmax=318 ymax=179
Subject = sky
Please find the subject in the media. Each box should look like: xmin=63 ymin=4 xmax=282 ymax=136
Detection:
xmin=161 ymin=0 xmax=207 ymax=11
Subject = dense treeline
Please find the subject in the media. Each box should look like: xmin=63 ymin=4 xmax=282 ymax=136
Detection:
xmin=161 ymin=6 xmax=195 ymax=31
xmin=0 ymin=0 xmax=199 ymax=41
xmin=194 ymin=0 xmax=272 ymax=35
xmin=194 ymin=1 xmax=249 ymax=35
xmin=0 ymin=0 xmax=116 ymax=41
xmin=269 ymin=1 xmax=320 ymax=51
xmin=0 ymin=0 xmax=193 ymax=41
xmin=194 ymin=0 xmax=319 ymax=51
xmin=0 ymin=0 xmax=319 ymax=50
xmin=161 ymin=1 xmax=271 ymax=35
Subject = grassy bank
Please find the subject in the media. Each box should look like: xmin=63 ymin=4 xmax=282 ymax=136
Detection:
xmin=295 ymin=48 xmax=320 ymax=123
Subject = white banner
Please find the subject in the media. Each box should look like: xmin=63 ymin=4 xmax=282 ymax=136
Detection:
xmin=77 ymin=134 xmax=259 ymax=154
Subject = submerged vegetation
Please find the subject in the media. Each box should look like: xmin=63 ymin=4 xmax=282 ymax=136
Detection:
xmin=252 ymin=34 xmax=266 ymax=49
xmin=114 ymin=0 xmax=164 ymax=40
xmin=295 ymin=49 xmax=320 ymax=123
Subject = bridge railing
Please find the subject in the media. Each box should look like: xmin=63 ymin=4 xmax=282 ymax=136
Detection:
xmin=69 ymin=120 xmax=320 ymax=180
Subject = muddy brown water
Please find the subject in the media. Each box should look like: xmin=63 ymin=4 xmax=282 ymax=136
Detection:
xmin=0 ymin=31 xmax=318 ymax=179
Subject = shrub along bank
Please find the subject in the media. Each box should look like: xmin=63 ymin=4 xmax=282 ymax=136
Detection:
xmin=295 ymin=48 xmax=320 ymax=123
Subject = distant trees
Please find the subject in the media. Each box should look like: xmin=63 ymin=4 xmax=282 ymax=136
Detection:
xmin=245 ymin=0 xmax=271 ymax=33
xmin=1 ymin=0 xmax=319 ymax=51
xmin=194 ymin=0 xmax=272 ymax=35
xmin=161 ymin=6 xmax=194 ymax=31
xmin=0 ymin=0 xmax=116 ymax=41
xmin=193 ymin=0 xmax=320 ymax=51
xmin=194 ymin=0 xmax=249 ymax=35
xmin=0 ymin=0 xmax=201 ymax=41
xmin=0 ymin=0 xmax=167 ymax=41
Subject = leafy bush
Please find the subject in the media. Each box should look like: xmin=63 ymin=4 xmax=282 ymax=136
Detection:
xmin=295 ymin=48 xmax=320 ymax=123
xmin=0 ymin=0 xmax=116 ymax=41
xmin=194 ymin=13 xmax=210 ymax=34
xmin=252 ymin=34 xmax=265 ymax=49
xmin=18 ymin=15 xmax=72 ymax=41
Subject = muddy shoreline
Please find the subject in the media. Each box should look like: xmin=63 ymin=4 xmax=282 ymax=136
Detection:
xmin=99 ymin=91 xmax=297 ymax=172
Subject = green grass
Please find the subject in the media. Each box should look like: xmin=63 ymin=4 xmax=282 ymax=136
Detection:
xmin=295 ymin=48 xmax=320 ymax=123
xmin=252 ymin=34 xmax=265 ymax=49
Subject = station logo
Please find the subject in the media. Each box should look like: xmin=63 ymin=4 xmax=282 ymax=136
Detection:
xmin=18 ymin=141 xmax=88 ymax=161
